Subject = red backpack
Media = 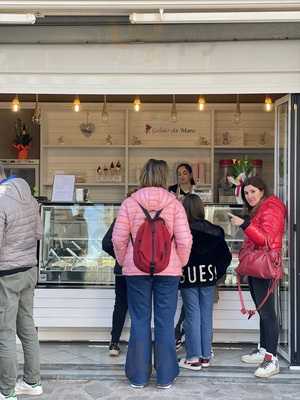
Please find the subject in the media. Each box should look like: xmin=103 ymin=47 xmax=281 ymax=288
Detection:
xmin=132 ymin=203 xmax=172 ymax=275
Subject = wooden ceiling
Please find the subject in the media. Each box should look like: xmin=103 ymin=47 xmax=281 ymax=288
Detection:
xmin=0 ymin=94 xmax=284 ymax=104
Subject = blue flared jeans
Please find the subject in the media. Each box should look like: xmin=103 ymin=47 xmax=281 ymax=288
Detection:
xmin=125 ymin=275 xmax=180 ymax=386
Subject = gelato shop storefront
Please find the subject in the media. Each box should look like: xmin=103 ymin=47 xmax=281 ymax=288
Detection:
xmin=0 ymin=38 xmax=300 ymax=366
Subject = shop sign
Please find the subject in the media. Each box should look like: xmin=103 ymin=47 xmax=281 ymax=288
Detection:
xmin=145 ymin=123 xmax=197 ymax=137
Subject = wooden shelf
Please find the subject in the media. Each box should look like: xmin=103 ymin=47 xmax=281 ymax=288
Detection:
xmin=44 ymin=182 xmax=125 ymax=187
xmin=43 ymin=145 xmax=125 ymax=149
xmin=128 ymin=145 xmax=211 ymax=149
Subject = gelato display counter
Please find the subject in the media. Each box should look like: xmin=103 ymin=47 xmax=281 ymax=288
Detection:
xmin=34 ymin=202 xmax=259 ymax=342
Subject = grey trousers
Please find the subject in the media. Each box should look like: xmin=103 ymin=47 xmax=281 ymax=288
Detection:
xmin=0 ymin=267 xmax=40 ymax=396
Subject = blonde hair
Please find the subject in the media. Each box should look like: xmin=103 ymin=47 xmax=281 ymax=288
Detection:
xmin=139 ymin=159 xmax=169 ymax=188
xmin=0 ymin=163 xmax=6 ymax=180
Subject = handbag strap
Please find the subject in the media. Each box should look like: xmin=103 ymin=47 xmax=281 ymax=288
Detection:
xmin=237 ymin=275 xmax=278 ymax=319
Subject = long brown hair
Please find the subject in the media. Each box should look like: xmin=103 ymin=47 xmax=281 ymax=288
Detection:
xmin=241 ymin=176 xmax=269 ymax=214
xmin=183 ymin=194 xmax=205 ymax=224
xmin=176 ymin=163 xmax=196 ymax=185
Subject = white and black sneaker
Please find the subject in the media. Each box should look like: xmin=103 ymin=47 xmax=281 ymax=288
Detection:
xmin=15 ymin=380 xmax=43 ymax=396
xmin=241 ymin=347 xmax=266 ymax=364
xmin=254 ymin=353 xmax=280 ymax=378
xmin=109 ymin=342 xmax=120 ymax=356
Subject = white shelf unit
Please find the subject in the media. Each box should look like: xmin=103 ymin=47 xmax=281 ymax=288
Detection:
xmin=40 ymin=103 xmax=275 ymax=203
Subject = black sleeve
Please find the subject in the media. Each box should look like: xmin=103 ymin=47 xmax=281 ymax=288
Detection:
xmin=240 ymin=215 xmax=251 ymax=231
xmin=215 ymin=240 xmax=232 ymax=280
xmin=102 ymin=219 xmax=116 ymax=259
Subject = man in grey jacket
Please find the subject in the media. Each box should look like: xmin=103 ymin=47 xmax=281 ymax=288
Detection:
xmin=0 ymin=165 xmax=43 ymax=400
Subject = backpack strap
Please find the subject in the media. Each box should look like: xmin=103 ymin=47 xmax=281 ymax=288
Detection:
xmin=237 ymin=274 xmax=279 ymax=319
xmin=137 ymin=202 xmax=163 ymax=220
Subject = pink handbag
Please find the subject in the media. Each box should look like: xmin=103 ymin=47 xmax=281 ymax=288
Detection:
xmin=236 ymin=240 xmax=283 ymax=318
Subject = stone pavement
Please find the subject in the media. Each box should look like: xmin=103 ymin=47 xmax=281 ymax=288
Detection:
xmin=15 ymin=342 xmax=300 ymax=400
xmin=17 ymin=377 xmax=300 ymax=400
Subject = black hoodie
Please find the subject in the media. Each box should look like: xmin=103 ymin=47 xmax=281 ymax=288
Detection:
xmin=180 ymin=219 xmax=232 ymax=288
xmin=102 ymin=219 xmax=122 ymax=275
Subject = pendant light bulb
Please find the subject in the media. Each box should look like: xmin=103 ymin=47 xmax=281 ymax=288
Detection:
xmin=101 ymin=95 xmax=109 ymax=122
xmin=197 ymin=95 xmax=206 ymax=111
xmin=73 ymin=96 xmax=80 ymax=112
xmin=32 ymin=94 xmax=41 ymax=125
xmin=171 ymin=95 xmax=177 ymax=122
xmin=133 ymin=96 xmax=141 ymax=112
xmin=264 ymin=95 xmax=273 ymax=112
xmin=11 ymin=95 xmax=20 ymax=112
xmin=233 ymin=94 xmax=241 ymax=124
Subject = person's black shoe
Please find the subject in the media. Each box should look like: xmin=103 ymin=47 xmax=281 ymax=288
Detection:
xmin=109 ymin=342 xmax=120 ymax=356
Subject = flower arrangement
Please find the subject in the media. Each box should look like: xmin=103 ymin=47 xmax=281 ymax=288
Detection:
xmin=227 ymin=159 xmax=253 ymax=203
xmin=13 ymin=118 xmax=32 ymax=159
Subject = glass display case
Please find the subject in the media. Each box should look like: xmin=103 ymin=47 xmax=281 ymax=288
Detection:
xmin=38 ymin=202 xmax=244 ymax=288
xmin=205 ymin=204 xmax=245 ymax=288
xmin=39 ymin=203 xmax=120 ymax=285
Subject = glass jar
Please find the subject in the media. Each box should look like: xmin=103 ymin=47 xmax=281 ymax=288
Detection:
xmin=218 ymin=159 xmax=235 ymax=203
xmin=251 ymin=159 xmax=263 ymax=177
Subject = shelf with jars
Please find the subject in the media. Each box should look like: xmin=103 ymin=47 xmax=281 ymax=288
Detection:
xmin=40 ymin=103 xmax=274 ymax=203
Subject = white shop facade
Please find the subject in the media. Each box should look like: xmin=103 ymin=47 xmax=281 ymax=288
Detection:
xmin=0 ymin=17 xmax=300 ymax=365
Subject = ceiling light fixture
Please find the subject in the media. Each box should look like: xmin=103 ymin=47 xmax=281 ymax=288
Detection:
xmin=32 ymin=94 xmax=41 ymax=125
xmin=133 ymin=96 xmax=141 ymax=112
xmin=130 ymin=10 xmax=300 ymax=24
xmin=233 ymin=94 xmax=241 ymax=124
xmin=11 ymin=95 xmax=20 ymax=112
xmin=73 ymin=96 xmax=80 ymax=113
xmin=264 ymin=95 xmax=273 ymax=112
xmin=170 ymin=94 xmax=178 ymax=123
xmin=197 ymin=96 xmax=206 ymax=111
xmin=101 ymin=95 xmax=109 ymax=122
xmin=0 ymin=13 xmax=36 ymax=25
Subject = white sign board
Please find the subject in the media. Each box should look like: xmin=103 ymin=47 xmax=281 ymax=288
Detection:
xmin=51 ymin=175 xmax=75 ymax=202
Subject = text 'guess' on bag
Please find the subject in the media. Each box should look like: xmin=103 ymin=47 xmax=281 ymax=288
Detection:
xmin=235 ymin=240 xmax=283 ymax=319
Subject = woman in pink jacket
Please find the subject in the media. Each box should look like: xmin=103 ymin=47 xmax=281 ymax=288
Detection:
xmin=112 ymin=159 xmax=192 ymax=389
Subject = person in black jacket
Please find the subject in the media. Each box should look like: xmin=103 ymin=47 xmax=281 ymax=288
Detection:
xmin=102 ymin=219 xmax=128 ymax=357
xmin=169 ymin=163 xmax=195 ymax=350
xmin=178 ymin=194 xmax=232 ymax=370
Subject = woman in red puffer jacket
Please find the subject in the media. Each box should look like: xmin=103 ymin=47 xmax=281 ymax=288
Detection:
xmin=229 ymin=176 xmax=285 ymax=379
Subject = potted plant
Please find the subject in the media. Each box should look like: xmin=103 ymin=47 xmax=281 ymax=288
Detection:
xmin=227 ymin=159 xmax=253 ymax=204
xmin=13 ymin=118 xmax=32 ymax=159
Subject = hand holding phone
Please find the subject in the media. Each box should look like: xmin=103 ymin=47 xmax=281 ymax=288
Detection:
xmin=228 ymin=212 xmax=244 ymax=226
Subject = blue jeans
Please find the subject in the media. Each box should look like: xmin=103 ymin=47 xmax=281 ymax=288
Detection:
xmin=181 ymin=285 xmax=215 ymax=360
xmin=125 ymin=276 xmax=180 ymax=386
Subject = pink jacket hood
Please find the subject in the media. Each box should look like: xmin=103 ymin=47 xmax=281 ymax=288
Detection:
xmin=112 ymin=187 xmax=192 ymax=276
xmin=131 ymin=187 xmax=177 ymax=211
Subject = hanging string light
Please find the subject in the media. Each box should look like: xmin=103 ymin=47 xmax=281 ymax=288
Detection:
xmin=73 ymin=96 xmax=81 ymax=112
xmin=32 ymin=94 xmax=41 ymax=125
xmin=133 ymin=96 xmax=141 ymax=112
xmin=170 ymin=94 xmax=177 ymax=122
xmin=197 ymin=95 xmax=206 ymax=111
xmin=264 ymin=95 xmax=273 ymax=112
xmin=11 ymin=95 xmax=20 ymax=112
xmin=101 ymin=95 xmax=109 ymax=122
xmin=233 ymin=94 xmax=241 ymax=124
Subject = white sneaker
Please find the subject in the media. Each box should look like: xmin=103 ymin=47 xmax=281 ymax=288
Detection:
xmin=179 ymin=358 xmax=202 ymax=371
xmin=254 ymin=355 xmax=280 ymax=378
xmin=241 ymin=347 xmax=266 ymax=364
xmin=15 ymin=381 xmax=43 ymax=396
xmin=0 ymin=392 xmax=17 ymax=400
